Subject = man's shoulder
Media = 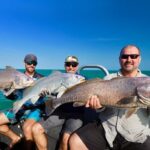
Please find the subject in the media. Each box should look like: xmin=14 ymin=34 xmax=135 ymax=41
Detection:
xmin=34 ymin=72 xmax=44 ymax=79
xmin=104 ymin=70 xmax=148 ymax=80
xmin=139 ymin=73 xmax=148 ymax=77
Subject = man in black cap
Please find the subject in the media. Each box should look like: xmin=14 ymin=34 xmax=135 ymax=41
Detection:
xmin=0 ymin=54 xmax=44 ymax=149
xmin=24 ymin=54 xmax=43 ymax=79
xmin=21 ymin=54 xmax=44 ymax=149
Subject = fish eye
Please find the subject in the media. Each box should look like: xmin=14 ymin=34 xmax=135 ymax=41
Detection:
xmin=75 ymin=75 xmax=78 ymax=78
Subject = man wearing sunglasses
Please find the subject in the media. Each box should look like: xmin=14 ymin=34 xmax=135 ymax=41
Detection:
xmin=58 ymin=56 xmax=84 ymax=150
xmin=21 ymin=54 xmax=44 ymax=149
xmin=31 ymin=56 xmax=86 ymax=150
xmin=24 ymin=54 xmax=43 ymax=79
xmin=69 ymin=45 xmax=150 ymax=150
xmin=0 ymin=54 xmax=44 ymax=149
xmin=64 ymin=56 xmax=79 ymax=74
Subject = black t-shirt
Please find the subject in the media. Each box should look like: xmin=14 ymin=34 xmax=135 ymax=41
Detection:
xmin=57 ymin=103 xmax=84 ymax=114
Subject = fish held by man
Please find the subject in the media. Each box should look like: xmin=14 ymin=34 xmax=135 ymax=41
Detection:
xmin=45 ymin=77 xmax=150 ymax=117
xmin=0 ymin=66 xmax=34 ymax=96
xmin=13 ymin=71 xmax=85 ymax=113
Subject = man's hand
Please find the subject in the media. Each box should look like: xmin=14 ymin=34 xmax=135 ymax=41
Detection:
xmin=39 ymin=88 xmax=50 ymax=97
xmin=85 ymin=95 xmax=102 ymax=109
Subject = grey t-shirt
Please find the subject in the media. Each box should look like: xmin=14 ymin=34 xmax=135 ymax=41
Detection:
xmin=99 ymin=70 xmax=150 ymax=147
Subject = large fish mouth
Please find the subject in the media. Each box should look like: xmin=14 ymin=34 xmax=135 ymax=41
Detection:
xmin=12 ymin=76 xmax=34 ymax=89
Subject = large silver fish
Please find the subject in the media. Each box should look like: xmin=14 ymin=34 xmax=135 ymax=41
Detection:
xmin=13 ymin=71 xmax=85 ymax=113
xmin=0 ymin=66 xmax=34 ymax=96
xmin=45 ymin=77 xmax=150 ymax=116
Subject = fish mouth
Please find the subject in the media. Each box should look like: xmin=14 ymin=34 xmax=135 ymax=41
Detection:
xmin=12 ymin=79 xmax=34 ymax=89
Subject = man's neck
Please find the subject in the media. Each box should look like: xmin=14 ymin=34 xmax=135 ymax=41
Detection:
xmin=121 ymin=69 xmax=139 ymax=77
xmin=25 ymin=71 xmax=35 ymax=77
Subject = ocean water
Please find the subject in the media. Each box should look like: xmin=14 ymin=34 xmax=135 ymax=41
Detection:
xmin=0 ymin=69 xmax=150 ymax=110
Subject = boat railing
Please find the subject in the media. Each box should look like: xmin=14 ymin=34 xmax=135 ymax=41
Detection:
xmin=77 ymin=65 xmax=109 ymax=77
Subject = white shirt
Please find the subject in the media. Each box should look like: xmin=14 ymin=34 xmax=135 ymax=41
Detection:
xmin=99 ymin=70 xmax=150 ymax=147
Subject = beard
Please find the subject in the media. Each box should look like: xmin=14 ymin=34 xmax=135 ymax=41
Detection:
xmin=122 ymin=62 xmax=137 ymax=72
xmin=27 ymin=67 xmax=35 ymax=73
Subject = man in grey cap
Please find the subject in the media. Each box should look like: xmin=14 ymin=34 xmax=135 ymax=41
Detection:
xmin=0 ymin=54 xmax=44 ymax=149
xmin=21 ymin=54 xmax=44 ymax=149
xmin=24 ymin=54 xmax=43 ymax=79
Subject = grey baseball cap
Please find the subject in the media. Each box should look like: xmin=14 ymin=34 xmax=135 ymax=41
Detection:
xmin=24 ymin=54 xmax=37 ymax=63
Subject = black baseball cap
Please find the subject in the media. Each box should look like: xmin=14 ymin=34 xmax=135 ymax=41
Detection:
xmin=24 ymin=54 xmax=37 ymax=64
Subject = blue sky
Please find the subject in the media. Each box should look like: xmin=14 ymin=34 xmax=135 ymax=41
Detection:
xmin=0 ymin=0 xmax=150 ymax=70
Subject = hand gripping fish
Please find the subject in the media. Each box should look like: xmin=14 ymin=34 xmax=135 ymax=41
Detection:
xmin=44 ymin=77 xmax=150 ymax=117
xmin=13 ymin=71 xmax=85 ymax=113
xmin=0 ymin=66 xmax=34 ymax=96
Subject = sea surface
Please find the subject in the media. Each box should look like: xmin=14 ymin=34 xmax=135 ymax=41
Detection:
xmin=0 ymin=69 xmax=150 ymax=110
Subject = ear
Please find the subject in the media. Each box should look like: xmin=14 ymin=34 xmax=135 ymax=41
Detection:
xmin=139 ymin=56 xmax=141 ymax=63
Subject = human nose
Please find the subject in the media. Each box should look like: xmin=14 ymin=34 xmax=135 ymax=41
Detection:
xmin=30 ymin=64 xmax=35 ymax=67
xmin=68 ymin=65 xmax=73 ymax=68
xmin=127 ymin=56 xmax=132 ymax=61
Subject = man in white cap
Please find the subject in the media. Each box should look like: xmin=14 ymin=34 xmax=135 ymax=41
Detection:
xmin=64 ymin=56 xmax=79 ymax=74
xmin=32 ymin=55 xmax=85 ymax=150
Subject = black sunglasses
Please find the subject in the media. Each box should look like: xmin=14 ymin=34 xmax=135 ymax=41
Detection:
xmin=120 ymin=54 xmax=139 ymax=59
xmin=65 ymin=62 xmax=78 ymax=67
xmin=26 ymin=61 xmax=37 ymax=66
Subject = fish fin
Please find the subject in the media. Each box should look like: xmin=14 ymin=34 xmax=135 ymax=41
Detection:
xmin=125 ymin=108 xmax=137 ymax=118
xmin=117 ymin=96 xmax=138 ymax=105
xmin=44 ymin=98 xmax=56 ymax=116
xmin=12 ymin=76 xmax=20 ymax=87
xmin=73 ymin=102 xmax=85 ymax=107
xmin=52 ymin=82 xmax=72 ymax=98
xmin=48 ymin=71 xmax=62 ymax=77
xmin=13 ymin=100 xmax=24 ymax=114
xmin=57 ymin=90 xmax=66 ymax=98
xmin=30 ymin=96 xmax=40 ymax=104
xmin=5 ymin=66 xmax=15 ymax=70
xmin=2 ymin=88 xmax=15 ymax=96
xmin=55 ymin=84 xmax=70 ymax=98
